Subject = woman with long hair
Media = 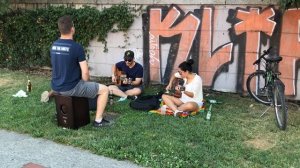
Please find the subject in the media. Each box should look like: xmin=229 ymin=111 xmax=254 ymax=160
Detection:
xmin=162 ymin=59 xmax=203 ymax=116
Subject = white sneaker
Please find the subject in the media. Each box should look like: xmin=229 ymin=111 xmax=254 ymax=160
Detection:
xmin=117 ymin=97 xmax=127 ymax=102
xmin=160 ymin=105 xmax=167 ymax=115
xmin=40 ymin=91 xmax=49 ymax=102
xmin=174 ymin=110 xmax=183 ymax=117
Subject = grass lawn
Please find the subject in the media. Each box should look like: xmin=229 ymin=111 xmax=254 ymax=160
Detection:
xmin=1 ymin=68 xmax=300 ymax=168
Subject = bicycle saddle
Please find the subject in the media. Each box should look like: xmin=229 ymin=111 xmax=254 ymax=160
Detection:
xmin=265 ymin=56 xmax=282 ymax=62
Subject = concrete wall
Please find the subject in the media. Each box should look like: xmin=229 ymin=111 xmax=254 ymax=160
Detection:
xmin=12 ymin=0 xmax=300 ymax=100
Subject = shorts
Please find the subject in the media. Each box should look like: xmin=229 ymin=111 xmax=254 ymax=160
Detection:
xmin=58 ymin=80 xmax=100 ymax=99
xmin=118 ymin=84 xmax=144 ymax=93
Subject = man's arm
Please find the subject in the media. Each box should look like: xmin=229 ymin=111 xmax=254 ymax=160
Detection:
xmin=79 ymin=60 xmax=89 ymax=81
xmin=111 ymin=64 xmax=117 ymax=83
xmin=131 ymin=77 xmax=142 ymax=86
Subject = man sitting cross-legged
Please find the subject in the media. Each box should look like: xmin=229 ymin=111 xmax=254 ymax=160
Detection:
xmin=108 ymin=50 xmax=143 ymax=101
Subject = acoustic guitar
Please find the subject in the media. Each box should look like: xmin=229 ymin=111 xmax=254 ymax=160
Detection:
xmin=166 ymin=78 xmax=185 ymax=98
xmin=113 ymin=68 xmax=126 ymax=86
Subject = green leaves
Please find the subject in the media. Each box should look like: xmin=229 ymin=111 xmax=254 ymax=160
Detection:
xmin=0 ymin=0 xmax=9 ymax=15
xmin=279 ymin=0 xmax=300 ymax=10
xmin=0 ymin=4 xmax=135 ymax=70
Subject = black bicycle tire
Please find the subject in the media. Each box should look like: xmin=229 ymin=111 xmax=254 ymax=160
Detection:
xmin=273 ymin=80 xmax=288 ymax=130
xmin=246 ymin=71 xmax=272 ymax=105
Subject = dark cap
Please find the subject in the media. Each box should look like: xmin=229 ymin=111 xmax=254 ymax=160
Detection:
xmin=124 ymin=50 xmax=134 ymax=59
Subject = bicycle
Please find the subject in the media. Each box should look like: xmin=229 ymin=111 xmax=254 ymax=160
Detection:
xmin=246 ymin=47 xmax=288 ymax=130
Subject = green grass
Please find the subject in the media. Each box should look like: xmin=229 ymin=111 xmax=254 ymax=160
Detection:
xmin=1 ymin=68 xmax=300 ymax=168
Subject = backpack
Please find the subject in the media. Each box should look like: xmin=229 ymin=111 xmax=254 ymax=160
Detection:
xmin=129 ymin=95 xmax=161 ymax=111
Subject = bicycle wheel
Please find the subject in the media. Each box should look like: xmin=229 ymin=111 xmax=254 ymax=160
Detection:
xmin=273 ymin=80 xmax=288 ymax=130
xmin=246 ymin=71 xmax=272 ymax=105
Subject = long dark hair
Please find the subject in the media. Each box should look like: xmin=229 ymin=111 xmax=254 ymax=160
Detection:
xmin=178 ymin=59 xmax=194 ymax=72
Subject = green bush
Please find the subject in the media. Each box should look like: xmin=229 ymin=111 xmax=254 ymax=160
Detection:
xmin=0 ymin=4 xmax=135 ymax=69
xmin=0 ymin=0 xmax=9 ymax=15
xmin=280 ymin=0 xmax=300 ymax=10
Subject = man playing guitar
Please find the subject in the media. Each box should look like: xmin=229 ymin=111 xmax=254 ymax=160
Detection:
xmin=108 ymin=50 xmax=143 ymax=101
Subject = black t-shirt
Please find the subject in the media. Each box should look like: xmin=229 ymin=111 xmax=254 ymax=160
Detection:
xmin=50 ymin=39 xmax=85 ymax=92
xmin=115 ymin=61 xmax=143 ymax=82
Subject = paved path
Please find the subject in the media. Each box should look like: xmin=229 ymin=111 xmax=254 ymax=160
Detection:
xmin=0 ymin=130 xmax=142 ymax=168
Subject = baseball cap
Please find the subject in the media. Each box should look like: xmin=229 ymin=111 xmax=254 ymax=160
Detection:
xmin=124 ymin=50 xmax=134 ymax=59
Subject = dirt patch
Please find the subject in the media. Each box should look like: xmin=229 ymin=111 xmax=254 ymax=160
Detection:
xmin=0 ymin=78 xmax=12 ymax=87
xmin=245 ymin=137 xmax=275 ymax=150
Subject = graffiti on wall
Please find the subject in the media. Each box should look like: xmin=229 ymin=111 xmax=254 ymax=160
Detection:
xmin=142 ymin=4 xmax=300 ymax=99
xmin=279 ymin=9 xmax=300 ymax=96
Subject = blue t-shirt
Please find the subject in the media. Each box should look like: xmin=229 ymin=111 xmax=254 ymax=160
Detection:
xmin=50 ymin=39 xmax=85 ymax=92
xmin=116 ymin=61 xmax=143 ymax=82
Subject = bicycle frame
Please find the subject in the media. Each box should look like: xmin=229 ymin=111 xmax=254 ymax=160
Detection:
xmin=247 ymin=47 xmax=283 ymax=105
xmin=265 ymin=63 xmax=278 ymax=87
xmin=247 ymin=47 xmax=287 ymax=130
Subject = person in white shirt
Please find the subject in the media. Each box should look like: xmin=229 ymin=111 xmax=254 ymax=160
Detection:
xmin=163 ymin=59 xmax=203 ymax=117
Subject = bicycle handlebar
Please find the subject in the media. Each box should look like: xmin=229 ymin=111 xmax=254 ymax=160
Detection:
xmin=253 ymin=47 xmax=273 ymax=65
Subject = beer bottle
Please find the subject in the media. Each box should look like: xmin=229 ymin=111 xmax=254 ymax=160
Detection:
xmin=206 ymin=104 xmax=212 ymax=120
xmin=27 ymin=76 xmax=32 ymax=92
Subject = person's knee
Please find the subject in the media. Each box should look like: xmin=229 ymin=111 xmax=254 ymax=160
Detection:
xmin=161 ymin=94 xmax=171 ymax=102
xmin=134 ymin=89 xmax=142 ymax=96
xmin=99 ymin=85 xmax=109 ymax=95
xmin=108 ymin=85 xmax=116 ymax=90
xmin=125 ymin=88 xmax=141 ymax=96
xmin=186 ymin=103 xmax=194 ymax=109
xmin=162 ymin=94 xmax=169 ymax=101
xmin=187 ymin=103 xmax=198 ymax=111
xmin=126 ymin=92 xmax=137 ymax=96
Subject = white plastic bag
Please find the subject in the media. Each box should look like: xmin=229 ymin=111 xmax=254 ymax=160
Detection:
xmin=12 ymin=90 xmax=28 ymax=97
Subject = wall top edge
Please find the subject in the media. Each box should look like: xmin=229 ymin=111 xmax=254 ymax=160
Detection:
xmin=12 ymin=0 xmax=280 ymax=5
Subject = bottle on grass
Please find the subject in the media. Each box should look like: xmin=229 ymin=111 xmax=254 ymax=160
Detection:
xmin=206 ymin=104 xmax=212 ymax=120
xmin=27 ymin=76 xmax=32 ymax=93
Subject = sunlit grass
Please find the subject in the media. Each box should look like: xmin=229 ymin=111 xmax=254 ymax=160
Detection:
xmin=0 ymin=68 xmax=300 ymax=168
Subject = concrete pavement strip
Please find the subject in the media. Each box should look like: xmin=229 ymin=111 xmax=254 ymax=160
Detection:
xmin=0 ymin=129 xmax=142 ymax=168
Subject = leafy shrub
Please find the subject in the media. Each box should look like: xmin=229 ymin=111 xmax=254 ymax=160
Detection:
xmin=280 ymin=0 xmax=300 ymax=10
xmin=0 ymin=4 xmax=135 ymax=69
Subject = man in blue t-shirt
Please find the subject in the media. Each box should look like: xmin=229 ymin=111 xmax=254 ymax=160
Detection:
xmin=109 ymin=50 xmax=143 ymax=101
xmin=50 ymin=15 xmax=110 ymax=127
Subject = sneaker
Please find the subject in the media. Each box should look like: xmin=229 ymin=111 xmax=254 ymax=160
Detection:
xmin=174 ymin=110 xmax=183 ymax=117
xmin=41 ymin=91 xmax=49 ymax=102
xmin=93 ymin=119 xmax=111 ymax=127
xmin=127 ymin=95 xmax=138 ymax=100
xmin=160 ymin=105 xmax=167 ymax=115
xmin=117 ymin=97 xmax=127 ymax=102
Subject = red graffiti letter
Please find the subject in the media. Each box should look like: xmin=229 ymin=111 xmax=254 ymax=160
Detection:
xmin=234 ymin=7 xmax=276 ymax=89
xmin=199 ymin=7 xmax=233 ymax=86
xmin=279 ymin=9 xmax=300 ymax=96
xmin=149 ymin=6 xmax=200 ymax=82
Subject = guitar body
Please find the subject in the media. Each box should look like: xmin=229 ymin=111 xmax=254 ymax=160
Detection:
xmin=168 ymin=78 xmax=184 ymax=98
xmin=175 ymin=78 xmax=185 ymax=98
xmin=114 ymin=68 xmax=126 ymax=86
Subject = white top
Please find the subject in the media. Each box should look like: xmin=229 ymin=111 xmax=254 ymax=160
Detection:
xmin=174 ymin=72 xmax=203 ymax=105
